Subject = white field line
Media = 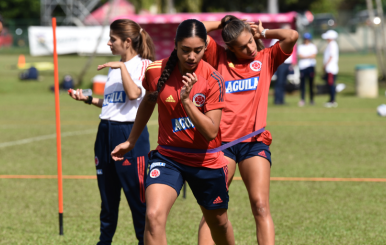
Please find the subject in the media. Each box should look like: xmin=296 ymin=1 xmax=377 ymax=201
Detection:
xmin=0 ymin=129 xmax=96 ymax=148
xmin=0 ymin=120 xmax=158 ymax=149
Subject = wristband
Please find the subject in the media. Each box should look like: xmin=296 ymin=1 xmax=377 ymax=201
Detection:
xmin=84 ymin=95 xmax=93 ymax=105
xmin=261 ymin=29 xmax=269 ymax=38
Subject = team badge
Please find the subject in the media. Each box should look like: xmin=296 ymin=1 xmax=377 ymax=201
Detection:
xmin=95 ymin=156 xmax=99 ymax=166
xmin=250 ymin=60 xmax=262 ymax=72
xmin=193 ymin=93 xmax=205 ymax=107
xmin=150 ymin=168 xmax=160 ymax=178
xmin=150 ymin=162 xmax=166 ymax=170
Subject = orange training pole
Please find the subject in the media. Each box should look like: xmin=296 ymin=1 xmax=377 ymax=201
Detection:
xmin=52 ymin=17 xmax=64 ymax=236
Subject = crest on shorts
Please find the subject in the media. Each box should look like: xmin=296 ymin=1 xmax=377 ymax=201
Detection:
xmin=150 ymin=168 xmax=160 ymax=178
xmin=193 ymin=93 xmax=205 ymax=107
xmin=250 ymin=60 xmax=262 ymax=72
xmin=95 ymin=156 xmax=99 ymax=166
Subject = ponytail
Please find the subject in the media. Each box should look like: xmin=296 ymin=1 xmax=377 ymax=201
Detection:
xmin=149 ymin=49 xmax=178 ymax=102
xmin=110 ymin=19 xmax=155 ymax=61
xmin=221 ymin=15 xmax=265 ymax=53
xmin=138 ymin=29 xmax=155 ymax=61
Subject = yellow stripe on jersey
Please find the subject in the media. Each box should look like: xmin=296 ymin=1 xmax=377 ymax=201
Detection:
xmin=149 ymin=61 xmax=162 ymax=65
xmin=146 ymin=66 xmax=161 ymax=71
xmin=145 ymin=60 xmax=162 ymax=71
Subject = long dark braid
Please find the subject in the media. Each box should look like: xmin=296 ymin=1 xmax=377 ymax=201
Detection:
xmin=148 ymin=49 xmax=178 ymax=101
xmin=148 ymin=19 xmax=207 ymax=102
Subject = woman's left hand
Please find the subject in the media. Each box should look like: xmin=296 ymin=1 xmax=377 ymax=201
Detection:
xmin=180 ymin=72 xmax=198 ymax=102
xmin=248 ymin=20 xmax=264 ymax=39
xmin=97 ymin=61 xmax=123 ymax=71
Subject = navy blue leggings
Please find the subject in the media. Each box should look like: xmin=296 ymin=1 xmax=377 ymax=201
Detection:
xmin=94 ymin=120 xmax=150 ymax=245
xmin=274 ymin=63 xmax=291 ymax=104
xmin=300 ymin=66 xmax=315 ymax=102
xmin=324 ymin=73 xmax=337 ymax=102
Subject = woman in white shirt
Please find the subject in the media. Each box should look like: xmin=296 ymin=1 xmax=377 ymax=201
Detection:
xmin=297 ymin=32 xmax=317 ymax=106
xmin=322 ymin=30 xmax=339 ymax=108
xmin=68 ymin=19 xmax=154 ymax=245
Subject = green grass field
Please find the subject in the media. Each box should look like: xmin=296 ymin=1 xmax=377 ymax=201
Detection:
xmin=0 ymin=53 xmax=386 ymax=244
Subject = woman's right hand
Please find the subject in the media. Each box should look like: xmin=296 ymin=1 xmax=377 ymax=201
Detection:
xmin=68 ymin=89 xmax=88 ymax=101
xmin=111 ymin=141 xmax=134 ymax=161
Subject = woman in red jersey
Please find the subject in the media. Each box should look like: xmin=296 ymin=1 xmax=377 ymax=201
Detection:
xmin=198 ymin=16 xmax=298 ymax=245
xmin=111 ymin=19 xmax=235 ymax=245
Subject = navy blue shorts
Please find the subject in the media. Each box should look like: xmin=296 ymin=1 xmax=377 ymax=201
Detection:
xmin=146 ymin=151 xmax=229 ymax=210
xmin=222 ymin=141 xmax=271 ymax=165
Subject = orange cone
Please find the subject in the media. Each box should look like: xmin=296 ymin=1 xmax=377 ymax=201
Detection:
xmin=17 ymin=54 xmax=26 ymax=69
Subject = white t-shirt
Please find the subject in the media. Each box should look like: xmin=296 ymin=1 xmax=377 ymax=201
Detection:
xmin=298 ymin=43 xmax=317 ymax=70
xmin=99 ymin=55 xmax=152 ymax=122
xmin=323 ymin=40 xmax=339 ymax=74
xmin=270 ymin=39 xmax=292 ymax=64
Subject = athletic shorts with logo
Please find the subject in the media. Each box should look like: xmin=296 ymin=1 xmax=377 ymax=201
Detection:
xmin=222 ymin=141 xmax=271 ymax=166
xmin=146 ymin=151 xmax=229 ymax=210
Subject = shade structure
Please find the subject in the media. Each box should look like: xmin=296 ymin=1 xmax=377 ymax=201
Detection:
xmin=84 ymin=0 xmax=135 ymax=25
xmin=113 ymin=12 xmax=298 ymax=59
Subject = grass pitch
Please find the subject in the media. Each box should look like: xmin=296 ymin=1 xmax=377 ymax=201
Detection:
xmin=0 ymin=53 xmax=385 ymax=244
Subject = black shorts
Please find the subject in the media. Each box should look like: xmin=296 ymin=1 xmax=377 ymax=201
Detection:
xmin=222 ymin=141 xmax=271 ymax=165
xmin=146 ymin=151 xmax=229 ymax=210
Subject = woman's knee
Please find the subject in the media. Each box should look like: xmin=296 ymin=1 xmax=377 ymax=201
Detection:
xmin=205 ymin=213 xmax=229 ymax=232
xmin=250 ymin=198 xmax=270 ymax=219
xmin=146 ymin=208 xmax=167 ymax=231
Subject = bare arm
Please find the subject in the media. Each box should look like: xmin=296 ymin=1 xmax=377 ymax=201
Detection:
xmin=202 ymin=21 xmax=222 ymax=46
xmin=252 ymin=20 xmax=298 ymax=54
xmin=299 ymin=54 xmax=316 ymax=59
xmin=265 ymin=29 xmax=298 ymax=54
xmin=181 ymin=73 xmax=221 ymax=141
xmin=111 ymin=91 xmax=156 ymax=160
xmin=97 ymin=62 xmax=142 ymax=100
xmin=68 ymin=89 xmax=103 ymax=108
xmin=203 ymin=20 xmax=264 ymax=46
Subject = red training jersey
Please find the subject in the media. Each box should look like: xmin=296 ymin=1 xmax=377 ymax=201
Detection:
xmin=203 ymin=36 xmax=291 ymax=145
xmin=142 ymin=58 xmax=228 ymax=169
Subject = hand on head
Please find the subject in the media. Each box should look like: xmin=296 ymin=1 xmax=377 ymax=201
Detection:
xmin=248 ymin=20 xmax=264 ymax=39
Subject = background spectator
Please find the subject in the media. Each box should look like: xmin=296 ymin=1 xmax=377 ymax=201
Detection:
xmin=322 ymin=30 xmax=339 ymax=108
xmin=298 ymin=32 xmax=317 ymax=106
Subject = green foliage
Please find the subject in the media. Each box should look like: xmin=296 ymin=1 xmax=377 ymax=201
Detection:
xmin=0 ymin=0 xmax=40 ymax=19
xmin=175 ymin=0 xmax=202 ymax=13
xmin=309 ymin=0 xmax=344 ymax=15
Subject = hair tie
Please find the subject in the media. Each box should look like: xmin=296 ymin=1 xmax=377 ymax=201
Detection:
xmin=224 ymin=19 xmax=232 ymax=25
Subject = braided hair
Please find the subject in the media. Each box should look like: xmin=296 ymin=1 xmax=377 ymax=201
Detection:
xmin=149 ymin=19 xmax=207 ymax=101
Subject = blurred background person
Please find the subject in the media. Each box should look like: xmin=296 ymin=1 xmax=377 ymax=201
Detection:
xmin=270 ymin=24 xmax=296 ymax=105
xmin=322 ymin=30 xmax=339 ymax=108
xmin=297 ymin=32 xmax=317 ymax=106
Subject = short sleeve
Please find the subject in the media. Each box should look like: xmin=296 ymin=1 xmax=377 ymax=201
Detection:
xmin=268 ymin=42 xmax=292 ymax=72
xmin=142 ymin=68 xmax=152 ymax=91
xmin=142 ymin=61 xmax=163 ymax=92
xmin=204 ymin=70 xmax=226 ymax=112
xmin=203 ymin=35 xmax=225 ymax=70
xmin=134 ymin=60 xmax=151 ymax=98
